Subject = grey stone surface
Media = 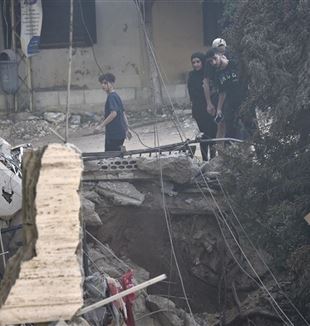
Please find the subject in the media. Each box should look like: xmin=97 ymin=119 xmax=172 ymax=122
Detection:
xmin=81 ymin=197 xmax=102 ymax=226
xmin=136 ymin=155 xmax=199 ymax=184
xmin=69 ymin=114 xmax=81 ymax=125
xmin=43 ymin=112 xmax=66 ymax=124
xmin=96 ymin=181 xmax=145 ymax=206
xmin=146 ymin=295 xmax=184 ymax=326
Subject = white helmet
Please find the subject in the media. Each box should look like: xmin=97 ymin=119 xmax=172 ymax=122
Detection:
xmin=212 ymin=38 xmax=227 ymax=48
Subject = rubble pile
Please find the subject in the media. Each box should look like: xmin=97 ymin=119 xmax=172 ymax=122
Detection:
xmin=81 ymin=154 xmax=282 ymax=326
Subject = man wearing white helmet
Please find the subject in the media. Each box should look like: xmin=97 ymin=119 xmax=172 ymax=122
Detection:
xmin=203 ymin=38 xmax=228 ymax=118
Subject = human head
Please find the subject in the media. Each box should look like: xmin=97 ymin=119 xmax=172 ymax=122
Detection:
xmin=205 ymin=48 xmax=222 ymax=68
xmin=190 ymin=52 xmax=205 ymax=71
xmin=99 ymin=73 xmax=115 ymax=93
xmin=212 ymin=38 xmax=227 ymax=54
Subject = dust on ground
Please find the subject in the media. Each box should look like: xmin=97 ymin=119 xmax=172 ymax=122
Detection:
xmin=2 ymin=109 xmax=201 ymax=154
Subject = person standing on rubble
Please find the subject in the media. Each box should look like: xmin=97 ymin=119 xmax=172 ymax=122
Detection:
xmin=203 ymin=38 xmax=228 ymax=119
xmin=187 ymin=52 xmax=217 ymax=161
xmin=95 ymin=73 xmax=131 ymax=152
xmin=204 ymin=47 xmax=243 ymax=140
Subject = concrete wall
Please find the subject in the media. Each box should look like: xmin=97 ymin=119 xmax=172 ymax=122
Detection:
xmin=31 ymin=1 xmax=146 ymax=90
xmin=0 ymin=1 xmax=198 ymax=114
xmin=152 ymin=0 xmax=206 ymax=84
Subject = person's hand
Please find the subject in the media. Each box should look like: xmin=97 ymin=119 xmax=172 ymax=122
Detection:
xmin=126 ymin=130 xmax=132 ymax=140
xmin=214 ymin=111 xmax=224 ymax=124
xmin=93 ymin=125 xmax=104 ymax=134
xmin=206 ymin=103 xmax=216 ymax=116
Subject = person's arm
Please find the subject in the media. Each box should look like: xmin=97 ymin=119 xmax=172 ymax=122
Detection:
xmin=95 ymin=111 xmax=117 ymax=132
xmin=203 ymin=78 xmax=216 ymax=115
xmin=216 ymin=92 xmax=226 ymax=116
xmin=123 ymin=112 xmax=132 ymax=140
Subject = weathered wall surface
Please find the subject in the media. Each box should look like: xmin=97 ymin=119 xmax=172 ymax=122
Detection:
xmin=152 ymin=0 xmax=206 ymax=84
xmin=31 ymin=1 xmax=145 ymax=90
xmin=0 ymin=1 xmax=197 ymax=114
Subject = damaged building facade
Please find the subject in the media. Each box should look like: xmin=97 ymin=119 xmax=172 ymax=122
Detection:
xmin=0 ymin=0 xmax=224 ymax=113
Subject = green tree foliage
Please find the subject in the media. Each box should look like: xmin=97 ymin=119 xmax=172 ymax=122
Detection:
xmin=220 ymin=0 xmax=310 ymax=321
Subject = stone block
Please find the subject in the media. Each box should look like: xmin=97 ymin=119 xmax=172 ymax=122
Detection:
xmin=59 ymin=90 xmax=85 ymax=106
xmin=117 ymin=87 xmax=136 ymax=101
xmin=34 ymin=91 xmax=59 ymax=108
xmin=163 ymin=84 xmax=187 ymax=100
xmin=84 ymin=89 xmax=106 ymax=105
xmin=96 ymin=181 xmax=145 ymax=206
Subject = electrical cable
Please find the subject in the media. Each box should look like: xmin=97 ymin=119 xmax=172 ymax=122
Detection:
xmin=131 ymin=2 xmax=293 ymax=323
xmin=133 ymin=0 xmax=185 ymax=143
xmin=194 ymin=167 xmax=295 ymax=326
xmin=152 ymin=110 xmax=197 ymax=323
xmin=78 ymin=0 xmax=104 ymax=74
xmin=2 ymin=0 xmax=9 ymax=48
xmin=216 ymin=176 xmax=310 ymax=326
xmin=78 ymin=1 xmax=305 ymax=324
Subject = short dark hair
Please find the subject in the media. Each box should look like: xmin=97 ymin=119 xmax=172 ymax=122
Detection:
xmin=98 ymin=73 xmax=116 ymax=84
xmin=205 ymin=48 xmax=220 ymax=61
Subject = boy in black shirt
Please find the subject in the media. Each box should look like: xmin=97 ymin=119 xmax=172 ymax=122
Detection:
xmin=96 ymin=73 xmax=131 ymax=151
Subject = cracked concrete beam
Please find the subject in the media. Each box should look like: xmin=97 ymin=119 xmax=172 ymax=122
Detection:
xmin=0 ymin=144 xmax=84 ymax=325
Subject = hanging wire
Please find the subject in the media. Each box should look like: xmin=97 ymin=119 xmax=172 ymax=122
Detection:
xmin=133 ymin=0 xmax=186 ymax=143
xmin=193 ymin=167 xmax=295 ymax=326
xmin=78 ymin=0 xmax=104 ymax=74
xmin=65 ymin=0 xmax=74 ymax=143
xmin=76 ymin=1 xmax=307 ymax=324
xmin=215 ymin=176 xmax=310 ymax=326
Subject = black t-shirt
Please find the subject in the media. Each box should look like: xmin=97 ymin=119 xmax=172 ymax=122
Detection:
xmin=207 ymin=52 xmax=243 ymax=107
xmin=104 ymin=92 xmax=127 ymax=139
xmin=204 ymin=48 xmax=232 ymax=94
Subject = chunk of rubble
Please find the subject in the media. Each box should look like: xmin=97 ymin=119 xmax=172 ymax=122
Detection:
xmin=81 ymin=196 xmax=102 ymax=226
xmin=96 ymin=181 xmax=145 ymax=206
xmin=136 ymin=155 xmax=199 ymax=184
xmin=0 ymin=144 xmax=84 ymax=325
xmin=145 ymin=295 xmax=186 ymax=326
xmin=49 ymin=317 xmax=91 ymax=326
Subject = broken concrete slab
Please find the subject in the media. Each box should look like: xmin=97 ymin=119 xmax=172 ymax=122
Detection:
xmin=146 ymin=295 xmax=184 ymax=326
xmin=81 ymin=197 xmax=102 ymax=226
xmin=96 ymin=181 xmax=145 ymax=206
xmin=0 ymin=144 xmax=84 ymax=325
xmin=136 ymin=155 xmax=199 ymax=184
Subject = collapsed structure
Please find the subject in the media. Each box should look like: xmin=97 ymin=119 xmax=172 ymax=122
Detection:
xmin=0 ymin=140 xmax=289 ymax=326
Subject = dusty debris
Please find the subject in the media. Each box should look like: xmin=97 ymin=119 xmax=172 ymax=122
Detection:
xmin=0 ymin=138 xmax=22 ymax=220
xmin=0 ymin=143 xmax=84 ymax=325
xmin=136 ymin=155 xmax=199 ymax=184
xmin=81 ymin=196 xmax=102 ymax=226
xmin=96 ymin=181 xmax=145 ymax=206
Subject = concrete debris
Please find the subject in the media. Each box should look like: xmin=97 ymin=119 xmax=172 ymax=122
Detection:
xmin=82 ymin=190 xmax=102 ymax=204
xmin=0 ymin=143 xmax=84 ymax=325
xmin=13 ymin=119 xmax=51 ymax=140
xmin=96 ymin=181 xmax=145 ymax=206
xmin=43 ymin=112 xmax=66 ymax=124
xmin=136 ymin=155 xmax=199 ymax=184
xmin=70 ymin=114 xmax=82 ymax=125
xmin=49 ymin=317 xmax=91 ymax=326
xmin=81 ymin=196 xmax=102 ymax=226
xmin=0 ymin=138 xmax=22 ymax=220
xmin=146 ymin=295 xmax=189 ymax=326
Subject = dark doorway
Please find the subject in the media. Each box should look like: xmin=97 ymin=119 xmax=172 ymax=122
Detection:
xmin=203 ymin=1 xmax=224 ymax=46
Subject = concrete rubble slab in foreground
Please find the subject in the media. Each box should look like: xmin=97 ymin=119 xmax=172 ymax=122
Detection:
xmin=0 ymin=144 xmax=84 ymax=325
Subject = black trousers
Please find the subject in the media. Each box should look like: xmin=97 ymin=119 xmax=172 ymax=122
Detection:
xmin=105 ymin=138 xmax=125 ymax=152
xmin=192 ymin=102 xmax=217 ymax=161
